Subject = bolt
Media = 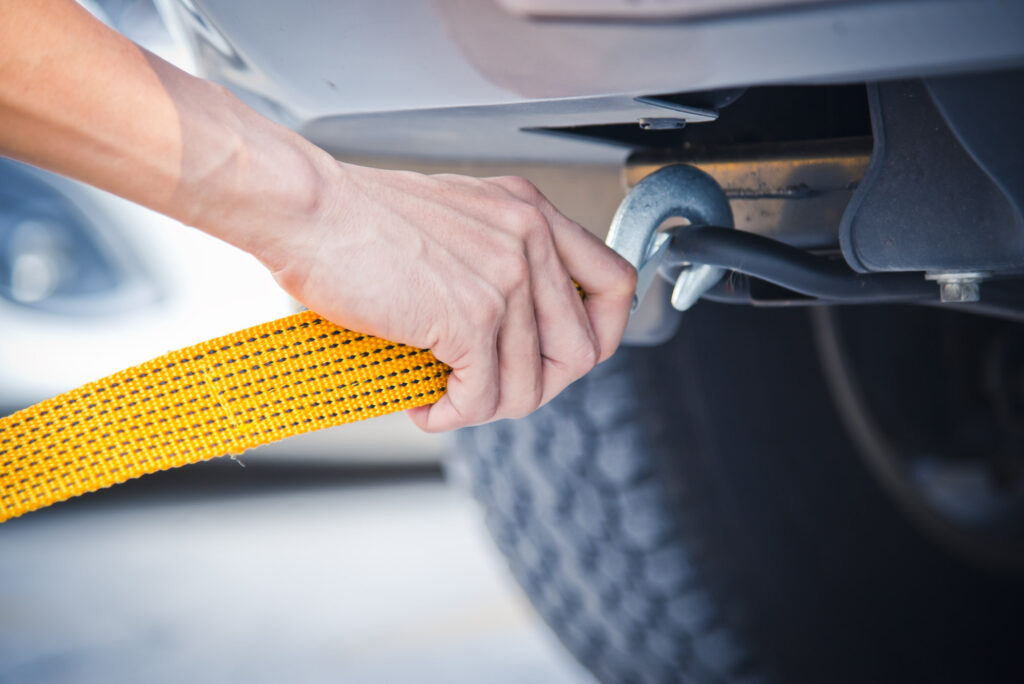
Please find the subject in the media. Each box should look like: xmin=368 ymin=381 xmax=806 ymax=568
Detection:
xmin=925 ymin=271 xmax=989 ymax=303
xmin=638 ymin=118 xmax=687 ymax=131
xmin=940 ymin=280 xmax=979 ymax=302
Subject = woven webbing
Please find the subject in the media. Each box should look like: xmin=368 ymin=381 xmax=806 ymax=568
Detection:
xmin=0 ymin=311 xmax=449 ymax=522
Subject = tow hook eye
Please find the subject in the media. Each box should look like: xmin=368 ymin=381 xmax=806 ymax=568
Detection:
xmin=606 ymin=164 xmax=734 ymax=314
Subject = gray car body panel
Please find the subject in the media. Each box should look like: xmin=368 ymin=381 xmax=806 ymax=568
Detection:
xmin=175 ymin=0 xmax=1024 ymax=161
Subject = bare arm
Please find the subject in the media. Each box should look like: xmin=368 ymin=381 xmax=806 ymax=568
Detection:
xmin=0 ymin=0 xmax=636 ymax=431
xmin=0 ymin=0 xmax=329 ymax=259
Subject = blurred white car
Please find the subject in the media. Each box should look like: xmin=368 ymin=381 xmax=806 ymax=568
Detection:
xmin=0 ymin=0 xmax=442 ymax=463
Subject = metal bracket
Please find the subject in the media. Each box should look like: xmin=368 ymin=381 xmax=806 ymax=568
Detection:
xmin=605 ymin=164 xmax=734 ymax=345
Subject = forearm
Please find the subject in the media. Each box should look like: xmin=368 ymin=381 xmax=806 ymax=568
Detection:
xmin=0 ymin=0 xmax=636 ymax=432
xmin=0 ymin=0 xmax=335 ymax=264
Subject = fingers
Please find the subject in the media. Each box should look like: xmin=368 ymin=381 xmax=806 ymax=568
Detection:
xmin=494 ymin=280 xmax=544 ymax=419
xmin=283 ymin=165 xmax=630 ymax=434
xmin=525 ymin=229 xmax=602 ymax=405
xmin=546 ymin=208 xmax=636 ymax=363
xmin=490 ymin=176 xmax=637 ymax=364
xmin=409 ymin=248 xmax=544 ymax=431
xmin=408 ymin=337 xmax=500 ymax=433
xmin=404 ymin=173 xmax=634 ymax=432
xmin=484 ymin=178 xmax=603 ymax=406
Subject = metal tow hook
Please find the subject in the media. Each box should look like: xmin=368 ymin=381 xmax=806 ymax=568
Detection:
xmin=605 ymin=164 xmax=734 ymax=345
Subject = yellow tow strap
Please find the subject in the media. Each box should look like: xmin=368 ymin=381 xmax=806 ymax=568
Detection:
xmin=0 ymin=311 xmax=450 ymax=522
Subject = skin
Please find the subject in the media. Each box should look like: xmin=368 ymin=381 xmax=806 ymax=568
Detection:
xmin=0 ymin=0 xmax=636 ymax=432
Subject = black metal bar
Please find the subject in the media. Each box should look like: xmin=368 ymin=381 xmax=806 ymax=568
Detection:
xmin=671 ymin=226 xmax=1024 ymax=321
xmin=667 ymin=226 xmax=937 ymax=302
xmin=701 ymin=273 xmax=933 ymax=307
xmin=701 ymin=272 xmax=1024 ymax=323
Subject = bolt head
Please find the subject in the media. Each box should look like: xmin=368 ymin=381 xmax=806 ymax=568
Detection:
xmin=939 ymin=280 xmax=981 ymax=303
xmin=638 ymin=118 xmax=687 ymax=131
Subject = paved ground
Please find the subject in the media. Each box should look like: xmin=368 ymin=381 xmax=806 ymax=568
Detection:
xmin=0 ymin=463 xmax=594 ymax=684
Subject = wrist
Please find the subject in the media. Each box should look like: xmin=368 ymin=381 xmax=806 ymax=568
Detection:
xmin=177 ymin=82 xmax=344 ymax=271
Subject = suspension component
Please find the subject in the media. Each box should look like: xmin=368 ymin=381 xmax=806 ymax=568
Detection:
xmin=608 ymin=164 xmax=1024 ymax=342
xmin=664 ymin=226 xmax=934 ymax=302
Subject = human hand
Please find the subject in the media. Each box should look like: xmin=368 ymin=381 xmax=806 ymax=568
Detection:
xmin=266 ymin=163 xmax=636 ymax=432
xmin=0 ymin=0 xmax=633 ymax=433
xmin=0 ymin=0 xmax=636 ymax=431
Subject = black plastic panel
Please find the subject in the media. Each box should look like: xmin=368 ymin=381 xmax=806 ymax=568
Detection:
xmin=840 ymin=76 xmax=1024 ymax=274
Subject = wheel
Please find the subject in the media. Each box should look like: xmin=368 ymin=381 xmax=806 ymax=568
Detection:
xmin=453 ymin=302 xmax=1024 ymax=684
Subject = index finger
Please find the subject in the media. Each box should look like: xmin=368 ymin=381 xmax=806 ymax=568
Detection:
xmin=536 ymin=202 xmax=637 ymax=363
xmin=407 ymin=342 xmax=500 ymax=433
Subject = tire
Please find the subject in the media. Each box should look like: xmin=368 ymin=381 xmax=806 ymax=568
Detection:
xmin=453 ymin=302 xmax=1024 ymax=684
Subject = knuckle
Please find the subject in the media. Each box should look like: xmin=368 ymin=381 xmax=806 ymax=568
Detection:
xmin=507 ymin=204 xmax=547 ymax=238
xmin=504 ymin=406 xmax=531 ymax=421
xmin=504 ymin=253 xmax=531 ymax=290
xmin=507 ymin=383 xmax=543 ymax=420
xmin=527 ymin=383 xmax=544 ymax=413
xmin=570 ymin=336 xmax=601 ymax=375
xmin=475 ymin=286 xmax=506 ymax=327
xmin=466 ymin=401 xmax=496 ymax=425
xmin=450 ymin=385 xmax=499 ymax=427
xmin=489 ymin=251 xmax=530 ymax=294
xmin=499 ymin=175 xmax=540 ymax=199
xmin=606 ymin=252 xmax=638 ymax=292
xmin=623 ymin=261 xmax=639 ymax=291
xmin=481 ymin=390 xmax=503 ymax=422
xmin=492 ymin=228 xmax=524 ymax=255
xmin=614 ymin=254 xmax=639 ymax=295
xmin=549 ymin=332 xmax=600 ymax=381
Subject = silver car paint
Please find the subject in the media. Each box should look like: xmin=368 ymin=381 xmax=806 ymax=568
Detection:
xmin=171 ymin=0 xmax=1024 ymax=161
